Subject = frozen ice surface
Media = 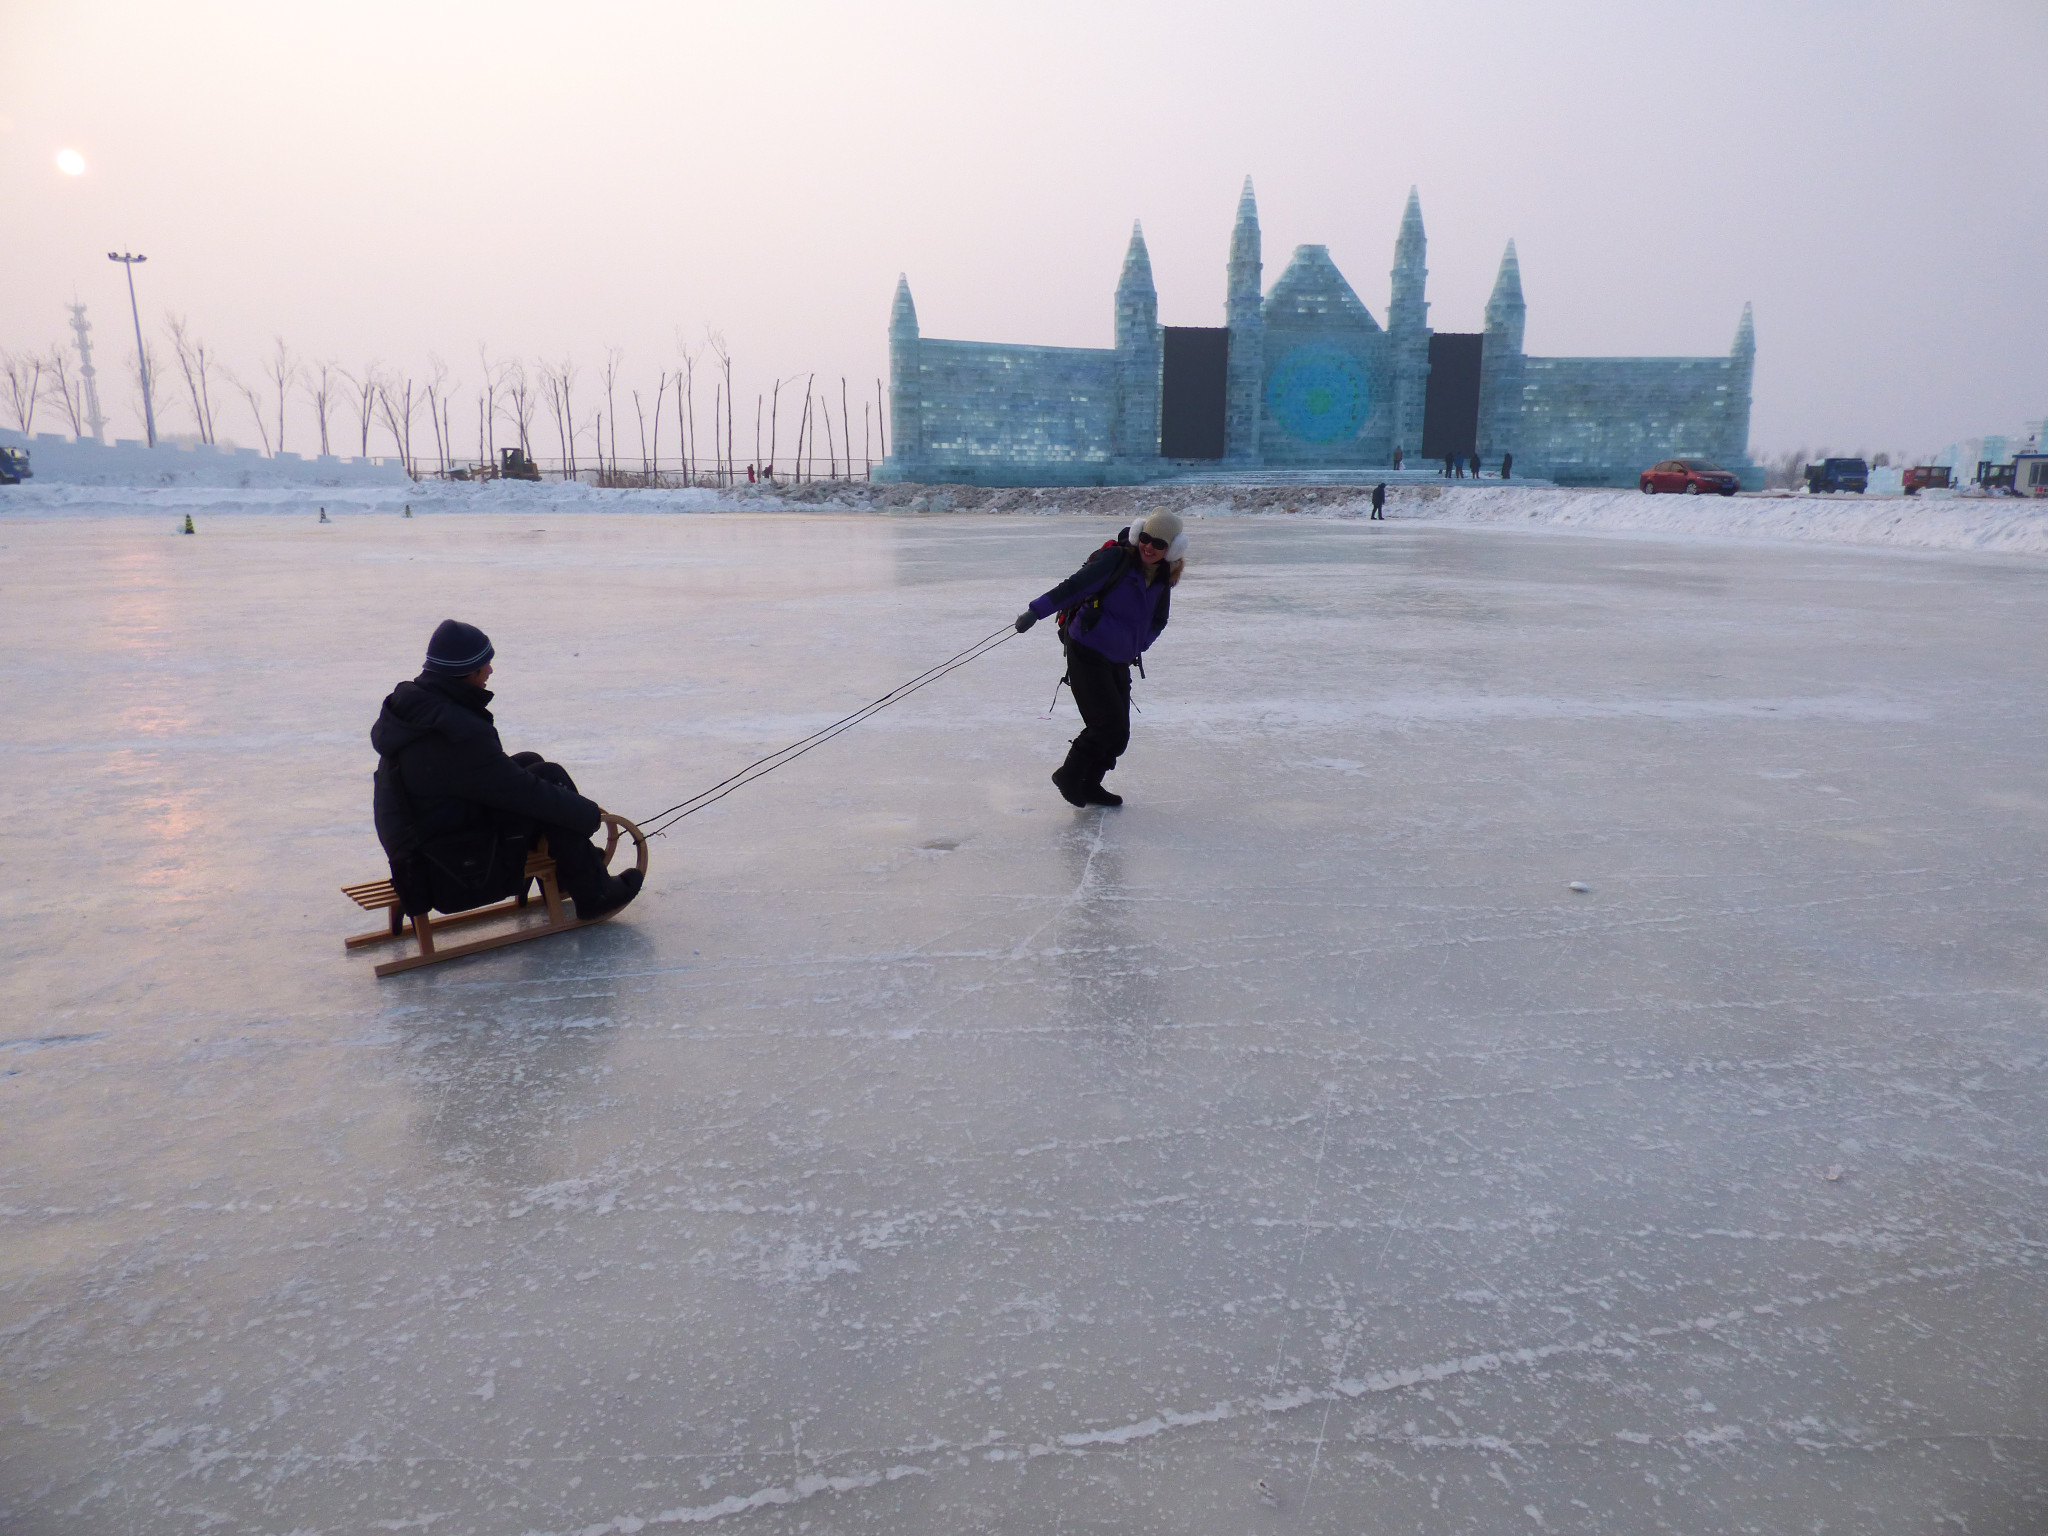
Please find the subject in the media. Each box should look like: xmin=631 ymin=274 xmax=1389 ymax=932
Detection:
xmin=3 ymin=508 xmax=2046 ymax=1534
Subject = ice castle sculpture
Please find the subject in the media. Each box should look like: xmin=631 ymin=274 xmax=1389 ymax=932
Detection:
xmin=878 ymin=181 xmax=1756 ymax=488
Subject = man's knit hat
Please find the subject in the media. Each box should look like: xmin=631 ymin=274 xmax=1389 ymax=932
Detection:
xmin=1141 ymin=507 xmax=1188 ymax=561
xmin=423 ymin=619 xmax=495 ymax=676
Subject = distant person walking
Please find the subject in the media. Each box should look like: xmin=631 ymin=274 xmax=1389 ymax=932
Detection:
xmin=1370 ymin=482 xmax=1386 ymax=519
xmin=1013 ymin=509 xmax=1187 ymax=809
xmin=1501 ymin=451 xmax=1513 ymax=480
xmin=1392 ymin=445 xmax=1404 ymax=471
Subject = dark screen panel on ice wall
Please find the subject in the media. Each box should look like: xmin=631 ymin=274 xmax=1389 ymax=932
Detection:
xmin=1160 ymin=328 xmax=1229 ymax=460
xmin=1422 ymin=333 xmax=1484 ymax=463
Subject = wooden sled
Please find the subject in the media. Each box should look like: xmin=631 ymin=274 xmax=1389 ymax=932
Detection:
xmin=343 ymin=812 xmax=649 ymax=977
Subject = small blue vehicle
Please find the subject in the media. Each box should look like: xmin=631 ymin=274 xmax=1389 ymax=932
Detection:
xmin=1804 ymin=457 xmax=1868 ymax=494
xmin=0 ymin=446 xmax=31 ymax=485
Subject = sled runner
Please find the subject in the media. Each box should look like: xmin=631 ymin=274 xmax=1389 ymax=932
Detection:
xmin=342 ymin=812 xmax=649 ymax=977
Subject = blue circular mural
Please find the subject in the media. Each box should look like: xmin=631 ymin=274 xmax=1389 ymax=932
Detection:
xmin=1265 ymin=344 xmax=1372 ymax=444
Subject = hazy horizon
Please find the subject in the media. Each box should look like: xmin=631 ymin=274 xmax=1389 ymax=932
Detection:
xmin=4 ymin=0 xmax=2042 ymax=464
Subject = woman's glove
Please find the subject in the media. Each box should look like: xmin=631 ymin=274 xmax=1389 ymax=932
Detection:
xmin=1014 ymin=610 xmax=1038 ymax=633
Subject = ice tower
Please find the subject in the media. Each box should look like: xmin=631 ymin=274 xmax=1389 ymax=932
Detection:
xmin=1477 ymin=240 xmax=1525 ymax=465
xmin=1224 ymin=177 xmax=1265 ymax=463
xmin=1114 ymin=222 xmax=1162 ymax=463
xmin=1386 ymin=188 xmax=1431 ymax=460
xmin=887 ymin=275 xmax=921 ymax=466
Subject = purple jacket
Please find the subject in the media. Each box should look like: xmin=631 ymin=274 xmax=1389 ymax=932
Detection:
xmin=1028 ymin=539 xmax=1173 ymax=666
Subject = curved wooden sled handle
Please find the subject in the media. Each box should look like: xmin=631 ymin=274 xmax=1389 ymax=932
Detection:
xmin=600 ymin=811 xmax=650 ymax=879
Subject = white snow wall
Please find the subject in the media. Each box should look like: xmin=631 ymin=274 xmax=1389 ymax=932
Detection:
xmin=0 ymin=428 xmax=411 ymax=488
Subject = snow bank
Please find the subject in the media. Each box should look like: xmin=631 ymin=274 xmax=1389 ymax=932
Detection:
xmin=1380 ymin=483 xmax=2048 ymax=558
xmin=7 ymin=475 xmax=2048 ymax=559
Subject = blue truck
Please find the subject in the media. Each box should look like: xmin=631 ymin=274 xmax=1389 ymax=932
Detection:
xmin=1804 ymin=457 xmax=1868 ymax=494
xmin=0 ymin=446 xmax=31 ymax=485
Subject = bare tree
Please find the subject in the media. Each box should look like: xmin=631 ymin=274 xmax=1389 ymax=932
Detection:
xmin=540 ymin=358 xmax=581 ymax=480
xmin=676 ymin=339 xmax=697 ymax=483
xmin=822 ymin=387 xmax=838 ymax=479
xmin=126 ymin=339 xmax=167 ymax=440
xmin=231 ymin=370 xmax=273 ymax=455
xmin=498 ymin=358 xmax=538 ymax=459
xmin=703 ymin=329 xmax=733 ymax=485
xmin=304 ymin=360 xmax=339 ymax=456
xmin=423 ymin=354 xmax=453 ymax=476
xmin=794 ymin=373 xmax=814 ymax=483
xmin=1 ymin=350 xmax=44 ymax=434
xmin=43 ymin=344 xmax=85 ymax=437
xmin=377 ymin=377 xmax=418 ymax=476
xmin=478 ymin=345 xmax=509 ymax=465
xmin=263 ymin=338 xmax=297 ymax=455
xmin=343 ymin=364 xmax=382 ymax=457
xmin=650 ymin=371 xmax=668 ymax=477
xmin=679 ymin=367 xmax=693 ymax=484
xmin=165 ymin=316 xmax=222 ymax=443
xmin=601 ymin=347 xmax=623 ymax=477
xmin=842 ymin=377 xmax=853 ymax=476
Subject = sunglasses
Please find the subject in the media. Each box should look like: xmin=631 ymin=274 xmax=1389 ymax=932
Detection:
xmin=1137 ymin=532 xmax=1170 ymax=551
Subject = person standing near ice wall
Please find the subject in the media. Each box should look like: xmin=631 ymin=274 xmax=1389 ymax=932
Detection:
xmin=1013 ymin=509 xmax=1187 ymax=808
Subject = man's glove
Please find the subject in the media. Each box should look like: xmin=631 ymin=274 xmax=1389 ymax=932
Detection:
xmin=1014 ymin=610 xmax=1038 ymax=633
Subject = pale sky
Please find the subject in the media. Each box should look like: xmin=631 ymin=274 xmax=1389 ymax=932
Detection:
xmin=4 ymin=0 xmax=2042 ymax=462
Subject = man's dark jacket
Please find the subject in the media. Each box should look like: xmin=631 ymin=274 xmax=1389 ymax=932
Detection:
xmin=371 ymin=673 xmax=600 ymax=908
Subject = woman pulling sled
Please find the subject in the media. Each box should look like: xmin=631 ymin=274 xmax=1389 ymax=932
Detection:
xmin=1013 ymin=508 xmax=1187 ymax=808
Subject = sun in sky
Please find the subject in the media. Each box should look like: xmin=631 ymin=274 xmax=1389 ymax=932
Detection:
xmin=55 ymin=148 xmax=86 ymax=175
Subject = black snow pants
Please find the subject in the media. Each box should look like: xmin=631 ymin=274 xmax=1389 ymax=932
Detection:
xmin=509 ymin=753 xmax=621 ymax=910
xmin=1060 ymin=641 xmax=1133 ymax=789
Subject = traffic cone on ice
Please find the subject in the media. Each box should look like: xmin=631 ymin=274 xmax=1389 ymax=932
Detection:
xmin=181 ymin=514 xmax=194 ymax=535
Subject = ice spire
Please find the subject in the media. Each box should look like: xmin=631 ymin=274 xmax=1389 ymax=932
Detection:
xmin=1389 ymin=186 xmax=1428 ymax=334
xmin=1115 ymin=220 xmax=1158 ymax=349
xmin=1731 ymin=301 xmax=1755 ymax=359
xmin=1118 ymin=220 xmax=1155 ymax=296
xmin=1228 ymin=176 xmax=1261 ymax=301
xmin=886 ymin=275 xmax=922 ymax=466
xmin=1487 ymin=240 xmax=1523 ymax=312
xmin=1224 ymin=176 xmax=1265 ymax=462
xmin=889 ymin=273 xmax=919 ymax=336
xmin=1485 ymin=239 xmax=1525 ymax=347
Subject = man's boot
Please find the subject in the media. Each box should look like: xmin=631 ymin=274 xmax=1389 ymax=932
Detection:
xmin=1050 ymin=764 xmax=1089 ymax=807
xmin=1081 ymin=783 xmax=1122 ymax=808
xmin=575 ymin=867 xmax=643 ymax=921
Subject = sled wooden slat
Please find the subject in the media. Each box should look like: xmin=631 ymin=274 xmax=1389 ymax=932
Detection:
xmin=342 ymin=813 xmax=649 ymax=977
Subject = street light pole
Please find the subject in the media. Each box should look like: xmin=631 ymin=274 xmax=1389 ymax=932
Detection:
xmin=107 ymin=252 xmax=156 ymax=447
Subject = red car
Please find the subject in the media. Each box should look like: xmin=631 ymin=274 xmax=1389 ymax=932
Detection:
xmin=1640 ymin=458 xmax=1739 ymax=495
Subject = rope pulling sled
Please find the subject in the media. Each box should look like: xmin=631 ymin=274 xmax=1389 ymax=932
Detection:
xmin=343 ymin=623 xmax=1018 ymax=975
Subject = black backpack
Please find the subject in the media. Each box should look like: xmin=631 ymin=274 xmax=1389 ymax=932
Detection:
xmin=1056 ymin=531 xmax=1134 ymax=643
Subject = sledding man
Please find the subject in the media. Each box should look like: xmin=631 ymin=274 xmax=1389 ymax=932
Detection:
xmin=370 ymin=620 xmax=643 ymax=922
xmin=1013 ymin=508 xmax=1187 ymax=808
